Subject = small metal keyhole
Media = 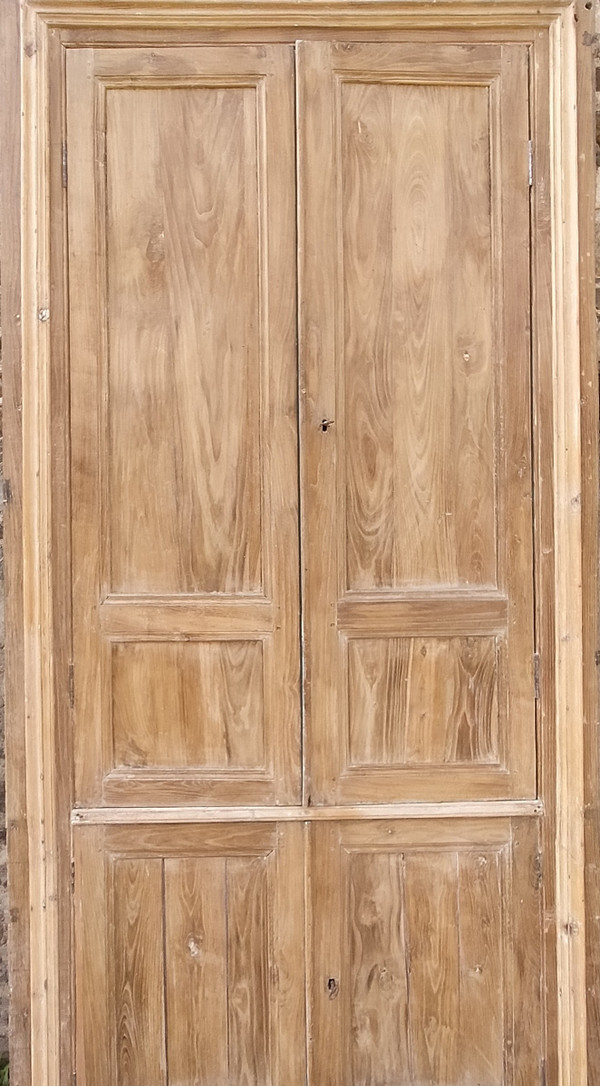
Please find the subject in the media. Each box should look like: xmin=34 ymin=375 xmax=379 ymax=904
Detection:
xmin=327 ymin=977 xmax=340 ymax=999
xmin=321 ymin=419 xmax=334 ymax=432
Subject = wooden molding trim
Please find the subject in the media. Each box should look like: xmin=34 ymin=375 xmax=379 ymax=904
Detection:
xmin=7 ymin=2 xmax=589 ymax=1084
xmin=549 ymin=8 xmax=587 ymax=1085
xmin=26 ymin=0 xmax=570 ymax=28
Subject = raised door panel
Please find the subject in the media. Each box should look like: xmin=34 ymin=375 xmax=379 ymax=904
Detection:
xmin=310 ymin=819 xmax=543 ymax=1086
xmin=66 ymin=45 xmax=300 ymax=805
xmin=74 ymin=822 xmax=305 ymax=1086
xmin=298 ymin=42 xmax=535 ymax=803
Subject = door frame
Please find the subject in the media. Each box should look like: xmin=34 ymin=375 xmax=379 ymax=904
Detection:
xmin=0 ymin=1 xmax=593 ymax=1084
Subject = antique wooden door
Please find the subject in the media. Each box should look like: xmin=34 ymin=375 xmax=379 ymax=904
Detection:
xmin=4 ymin=3 xmax=589 ymax=1085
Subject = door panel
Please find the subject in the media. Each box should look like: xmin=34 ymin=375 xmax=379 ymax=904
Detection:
xmin=63 ymin=33 xmax=549 ymax=1086
xmin=298 ymin=42 xmax=535 ymax=803
xmin=310 ymin=819 xmax=543 ymax=1086
xmin=348 ymin=635 xmax=499 ymax=766
xmin=74 ymin=822 xmax=305 ymax=1086
xmin=66 ymin=45 xmax=300 ymax=806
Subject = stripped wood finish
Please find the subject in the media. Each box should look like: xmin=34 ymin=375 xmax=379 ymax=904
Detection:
xmin=4 ymin=9 xmax=590 ymax=1086
xmin=298 ymin=40 xmax=535 ymax=804
xmin=348 ymin=636 xmax=500 ymax=767
xmin=342 ymin=79 xmax=496 ymax=591
xmin=309 ymin=819 xmax=540 ymax=1086
xmin=66 ymin=43 xmax=300 ymax=806
xmin=74 ymin=822 xmax=305 ymax=1086
xmin=112 ymin=640 xmax=265 ymax=769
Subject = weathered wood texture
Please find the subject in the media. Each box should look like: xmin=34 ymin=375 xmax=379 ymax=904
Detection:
xmin=66 ymin=44 xmax=301 ymax=807
xmin=298 ymin=40 xmax=535 ymax=805
xmin=309 ymin=819 xmax=543 ymax=1086
xmin=0 ymin=1 xmax=30 ymax=1081
xmin=577 ymin=0 xmax=600 ymax=1079
xmin=74 ymin=822 xmax=305 ymax=1086
xmin=2 ymin=9 xmax=592 ymax=1086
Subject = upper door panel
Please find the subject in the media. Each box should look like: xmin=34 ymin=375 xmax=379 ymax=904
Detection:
xmin=67 ymin=45 xmax=300 ymax=806
xmin=298 ymin=42 xmax=535 ymax=803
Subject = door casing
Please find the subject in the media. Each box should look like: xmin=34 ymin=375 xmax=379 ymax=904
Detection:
xmin=0 ymin=1 xmax=591 ymax=1084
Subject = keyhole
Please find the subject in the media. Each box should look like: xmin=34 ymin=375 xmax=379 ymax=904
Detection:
xmin=321 ymin=419 xmax=334 ymax=432
xmin=327 ymin=977 xmax=339 ymax=999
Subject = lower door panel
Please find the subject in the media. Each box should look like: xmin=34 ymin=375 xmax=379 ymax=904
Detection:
xmin=309 ymin=819 xmax=544 ymax=1086
xmin=73 ymin=822 xmax=305 ymax=1086
xmin=73 ymin=817 xmax=544 ymax=1085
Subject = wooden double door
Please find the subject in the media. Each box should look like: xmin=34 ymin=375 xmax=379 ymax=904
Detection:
xmin=68 ymin=37 xmax=544 ymax=1085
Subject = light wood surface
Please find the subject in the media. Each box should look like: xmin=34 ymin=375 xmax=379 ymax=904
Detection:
xmin=0 ymin=2 xmax=32 ymax=1085
xmin=66 ymin=43 xmax=301 ymax=807
xmin=309 ymin=818 xmax=542 ymax=1085
xmin=71 ymin=799 xmax=544 ymax=823
xmin=298 ymin=40 xmax=535 ymax=805
xmin=6 ymin=8 xmax=590 ymax=1086
xmin=28 ymin=0 xmax=575 ymax=28
xmin=575 ymin=0 xmax=600 ymax=1078
xmin=74 ymin=823 xmax=306 ymax=1086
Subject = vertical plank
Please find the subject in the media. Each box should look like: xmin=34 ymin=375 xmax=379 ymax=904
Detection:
xmin=574 ymin=0 xmax=600 ymax=1077
xmin=297 ymin=38 xmax=341 ymax=805
xmin=1 ymin=0 xmax=30 ymax=1081
xmin=74 ymin=829 xmax=108 ymax=1086
xmin=66 ymin=46 xmax=107 ymax=805
xmin=509 ymin=819 xmax=543 ymax=1086
xmin=497 ymin=43 xmax=536 ymax=799
xmin=164 ymin=857 xmax=228 ymax=1085
xmin=529 ymin=26 xmax=558 ymax=1084
xmin=227 ymin=856 xmax=271 ymax=1085
xmin=113 ymin=859 xmax=166 ymax=1086
xmin=404 ymin=851 xmax=460 ymax=1084
xmin=309 ymin=823 xmax=346 ymax=1085
xmin=272 ymin=822 xmax=307 ymax=1086
xmin=457 ymin=849 xmax=505 ymax=1085
xmin=348 ymin=851 xmax=410 ymax=1085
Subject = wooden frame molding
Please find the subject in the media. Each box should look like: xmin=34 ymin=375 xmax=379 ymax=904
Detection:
xmin=0 ymin=0 xmax=591 ymax=1083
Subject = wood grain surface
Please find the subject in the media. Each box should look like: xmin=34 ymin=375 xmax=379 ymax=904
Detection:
xmin=75 ymin=822 xmax=305 ymax=1086
xmin=113 ymin=859 xmax=166 ymax=1086
xmin=310 ymin=819 xmax=539 ymax=1086
xmin=66 ymin=44 xmax=300 ymax=806
xmin=106 ymin=83 xmax=261 ymax=596
xmin=348 ymin=636 xmax=499 ymax=767
xmin=112 ymin=640 xmax=265 ymax=769
xmin=5 ymin=10 xmax=591 ymax=1086
xmin=342 ymin=79 xmax=496 ymax=591
xmin=298 ymin=40 xmax=535 ymax=804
